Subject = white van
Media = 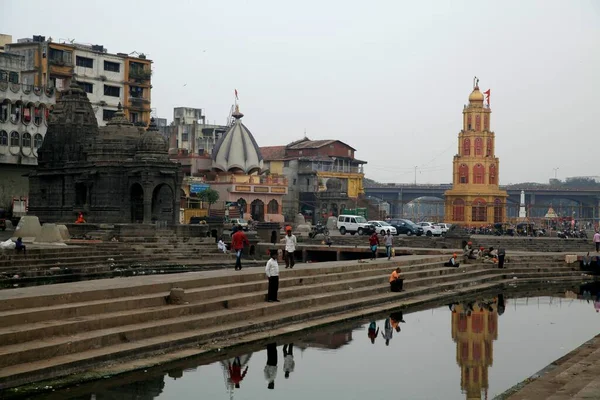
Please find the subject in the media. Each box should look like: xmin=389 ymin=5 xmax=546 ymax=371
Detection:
xmin=337 ymin=215 xmax=373 ymax=235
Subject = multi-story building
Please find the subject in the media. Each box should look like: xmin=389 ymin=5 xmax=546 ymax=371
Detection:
xmin=170 ymin=107 xmax=228 ymax=156
xmin=261 ymin=138 xmax=366 ymax=222
xmin=4 ymin=35 xmax=152 ymax=127
xmin=444 ymin=80 xmax=508 ymax=226
xmin=0 ymin=50 xmax=55 ymax=205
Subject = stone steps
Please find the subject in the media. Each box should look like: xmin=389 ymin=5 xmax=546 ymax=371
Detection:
xmin=0 ymin=254 xmax=585 ymax=389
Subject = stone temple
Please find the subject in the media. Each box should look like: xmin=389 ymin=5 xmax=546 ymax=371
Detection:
xmin=28 ymin=82 xmax=182 ymax=224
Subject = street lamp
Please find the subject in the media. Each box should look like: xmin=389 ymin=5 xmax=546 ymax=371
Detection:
xmin=552 ymin=167 xmax=559 ymax=180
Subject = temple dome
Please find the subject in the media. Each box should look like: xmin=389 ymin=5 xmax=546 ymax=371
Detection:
xmin=211 ymin=106 xmax=263 ymax=174
xmin=136 ymin=118 xmax=169 ymax=160
xmin=468 ymin=87 xmax=484 ymax=103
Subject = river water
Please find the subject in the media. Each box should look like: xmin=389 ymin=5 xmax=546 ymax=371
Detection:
xmin=27 ymin=283 xmax=600 ymax=400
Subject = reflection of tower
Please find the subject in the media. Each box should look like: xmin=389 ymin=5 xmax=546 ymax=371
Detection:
xmin=451 ymin=301 xmax=499 ymax=400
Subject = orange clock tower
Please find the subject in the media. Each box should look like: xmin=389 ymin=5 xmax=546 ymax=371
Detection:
xmin=444 ymin=78 xmax=507 ymax=226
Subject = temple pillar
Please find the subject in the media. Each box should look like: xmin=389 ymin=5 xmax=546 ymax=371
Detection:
xmin=263 ymin=203 xmax=268 ymax=219
xmin=173 ymin=196 xmax=179 ymax=225
xmin=278 ymin=202 xmax=283 ymax=215
xmin=143 ymin=200 xmax=152 ymax=224
xmin=396 ymin=191 xmax=404 ymax=218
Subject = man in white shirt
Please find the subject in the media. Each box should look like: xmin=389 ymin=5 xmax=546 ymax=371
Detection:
xmin=265 ymin=249 xmax=280 ymax=302
xmin=284 ymin=228 xmax=297 ymax=269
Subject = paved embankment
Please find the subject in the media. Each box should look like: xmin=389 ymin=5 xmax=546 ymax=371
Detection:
xmin=496 ymin=334 xmax=600 ymax=400
xmin=0 ymin=253 xmax=588 ymax=395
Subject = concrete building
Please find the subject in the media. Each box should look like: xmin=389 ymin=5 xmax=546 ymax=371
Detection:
xmin=0 ymin=50 xmax=55 ymax=206
xmin=170 ymin=107 xmax=228 ymax=156
xmin=444 ymin=80 xmax=508 ymax=226
xmin=4 ymin=35 xmax=152 ymax=127
xmin=29 ymin=81 xmax=182 ymax=224
xmin=261 ymin=138 xmax=366 ymax=222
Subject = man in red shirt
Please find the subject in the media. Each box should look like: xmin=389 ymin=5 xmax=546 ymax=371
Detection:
xmin=231 ymin=225 xmax=250 ymax=270
xmin=368 ymin=232 xmax=380 ymax=260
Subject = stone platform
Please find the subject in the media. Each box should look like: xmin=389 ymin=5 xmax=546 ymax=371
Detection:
xmin=498 ymin=334 xmax=600 ymax=399
xmin=0 ymin=252 xmax=588 ymax=393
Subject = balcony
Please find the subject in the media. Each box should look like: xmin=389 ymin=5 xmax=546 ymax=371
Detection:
xmin=48 ymin=54 xmax=73 ymax=67
xmin=299 ymin=162 xmax=363 ymax=174
xmin=129 ymin=68 xmax=152 ymax=81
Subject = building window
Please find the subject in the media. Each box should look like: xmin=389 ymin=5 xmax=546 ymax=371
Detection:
xmin=34 ymin=133 xmax=43 ymax=149
xmin=130 ymin=112 xmax=139 ymax=124
xmin=283 ymin=161 xmax=289 ymax=167
xmin=130 ymin=86 xmax=143 ymax=98
xmin=473 ymin=163 xmax=485 ymax=184
xmin=104 ymin=61 xmax=120 ymax=72
xmin=472 ymin=198 xmax=487 ymax=222
xmin=293 ymin=178 xmax=297 ymax=185
xmin=8 ymin=71 xmax=18 ymax=84
xmin=494 ymin=198 xmax=503 ymax=223
xmin=462 ymin=138 xmax=470 ymax=156
xmin=489 ymin=164 xmax=497 ymax=184
xmin=0 ymin=102 xmax=8 ymax=122
xmin=34 ymin=106 xmax=43 ymax=126
xmin=474 ymin=137 xmax=483 ymax=156
xmin=299 ymin=150 xmax=303 ymax=155
xmin=10 ymin=131 xmax=19 ymax=146
xmin=484 ymin=115 xmax=489 ymax=131
xmin=103 ymin=85 xmax=120 ymax=97
xmin=103 ymin=109 xmax=116 ymax=121
xmin=22 ymin=105 xmax=31 ymax=125
xmin=0 ymin=70 xmax=7 ymax=81
xmin=267 ymin=199 xmax=279 ymax=214
xmin=486 ymin=138 xmax=492 ymax=157
xmin=22 ymin=132 xmax=31 ymax=148
xmin=475 ymin=115 xmax=481 ymax=131
xmin=79 ymin=82 xmax=93 ymax=94
xmin=0 ymin=131 xmax=7 ymax=146
xmin=459 ymin=164 xmax=469 ymax=184
xmin=76 ymin=56 xmax=94 ymax=68
xmin=467 ymin=115 xmax=472 ymax=130
xmin=452 ymin=199 xmax=465 ymax=221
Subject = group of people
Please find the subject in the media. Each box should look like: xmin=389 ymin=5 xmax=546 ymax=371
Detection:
xmin=367 ymin=312 xmax=405 ymax=346
xmin=445 ymin=241 xmax=506 ymax=268
xmin=369 ymin=230 xmax=394 ymax=260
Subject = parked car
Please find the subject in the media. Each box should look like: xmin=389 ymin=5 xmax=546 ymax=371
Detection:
xmin=230 ymin=218 xmax=249 ymax=231
xmin=417 ymin=222 xmax=443 ymax=237
xmin=368 ymin=220 xmax=397 ymax=236
xmin=435 ymin=223 xmax=452 ymax=235
xmin=388 ymin=219 xmax=424 ymax=236
xmin=337 ymin=215 xmax=374 ymax=235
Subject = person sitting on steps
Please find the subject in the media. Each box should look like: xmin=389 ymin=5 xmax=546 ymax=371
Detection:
xmin=15 ymin=237 xmax=26 ymax=255
xmin=389 ymin=267 xmax=404 ymax=292
xmin=444 ymin=253 xmax=460 ymax=267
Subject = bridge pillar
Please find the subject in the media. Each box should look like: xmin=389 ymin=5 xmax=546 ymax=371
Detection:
xmin=395 ymin=191 xmax=404 ymax=218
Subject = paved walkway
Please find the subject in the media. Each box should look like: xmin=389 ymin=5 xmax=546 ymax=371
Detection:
xmin=498 ymin=334 xmax=600 ymax=399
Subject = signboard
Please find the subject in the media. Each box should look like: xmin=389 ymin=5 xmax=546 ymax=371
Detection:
xmin=254 ymin=187 xmax=269 ymax=193
xmin=235 ymin=185 xmax=251 ymax=192
xmin=190 ymin=183 xmax=209 ymax=194
xmin=271 ymin=187 xmax=286 ymax=194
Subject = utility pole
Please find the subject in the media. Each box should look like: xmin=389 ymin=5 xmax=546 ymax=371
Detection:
xmin=414 ymin=166 xmax=418 ymax=185
xmin=553 ymin=167 xmax=559 ymax=180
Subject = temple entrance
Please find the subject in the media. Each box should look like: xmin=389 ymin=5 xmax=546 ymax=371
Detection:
xmin=237 ymin=198 xmax=247 ymax=219
xmin=130 ymin=184 xmax=144 ymax=223
xmin=152 ymin=184 xmax=174 ymax=223
xmin=267 ymin=199 xmax=279 ymax=214
xmin=250 ymin=199 xmax=265 ymax=221
xmin=75 ymin=183 xmax=87 ymax=206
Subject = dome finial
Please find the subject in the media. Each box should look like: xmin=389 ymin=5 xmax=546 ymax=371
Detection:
xmin=473 ymin=76 xmax=479 ymax=89
xmin=232 ymin=104 xmax=244 ymax=120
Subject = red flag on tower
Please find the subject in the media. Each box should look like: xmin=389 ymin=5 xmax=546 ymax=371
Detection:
xmin=484 ymin=89 xmax=490 ymax=106
xmin=235 ymin=89 xmax=239 ymax=100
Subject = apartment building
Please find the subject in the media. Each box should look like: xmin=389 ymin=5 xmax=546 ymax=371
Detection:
xmin=171 ymin=107 xmax=228 ymax=156
xmin=4 ymin=35 xmax=152 ymax=127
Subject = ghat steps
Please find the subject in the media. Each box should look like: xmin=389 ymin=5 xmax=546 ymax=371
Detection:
xmin=0 ymin=254 xmax=584 ymax=389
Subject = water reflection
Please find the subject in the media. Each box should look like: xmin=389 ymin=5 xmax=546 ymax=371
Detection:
xmin=264 ymin=343 xmax=278 ymax=390
xmin=450 ymin=297 xmax=500 ymax=400
xmin=220 ymin=353 xmax=251 ymax=391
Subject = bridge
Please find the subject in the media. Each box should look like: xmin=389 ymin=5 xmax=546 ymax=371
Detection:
xmin=364 ymin=183 xmax=600 ymax=221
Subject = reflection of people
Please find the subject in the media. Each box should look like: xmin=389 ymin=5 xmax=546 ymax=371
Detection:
xmin=497 ymin=294 xmax=505 ymax=316
xmin=583 ymin=252 xmax=591 ymax=267
xmin=381 ymin=317 xmax=393 ymax=346
xmin=264 ymin=343 xmax=278 ymax=389
xmin=594 ymin=294 xmax=600 ymax=313
xmin=389 ymin=267 xmax=404 ymax=292
xmin=265 ymin=250 xmax=280 ymax=302
xmin=283 ymin=343 xmax=295 ymax=379
xmin=228 ymin=357 xmax=248 ymax=388
xmin=367 ymin=321 xmax=379 ymax=344
xmin=390 ymin=311 xmax=405 ymax=333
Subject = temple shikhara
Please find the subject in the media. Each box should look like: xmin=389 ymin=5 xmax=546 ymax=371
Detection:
xmin=444 ymin=79 xmax=508 ymax=226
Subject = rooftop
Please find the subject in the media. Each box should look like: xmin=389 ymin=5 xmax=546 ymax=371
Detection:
xmin=286 ymin=138 xmax=356 ymax=151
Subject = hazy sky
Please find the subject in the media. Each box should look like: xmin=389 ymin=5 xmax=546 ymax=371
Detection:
xmin=3 ymin=1 xmax=599 ymax=184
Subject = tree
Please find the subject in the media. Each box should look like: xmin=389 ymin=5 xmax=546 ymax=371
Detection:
xmin=199 ymin=188 xmax=220 ymax=212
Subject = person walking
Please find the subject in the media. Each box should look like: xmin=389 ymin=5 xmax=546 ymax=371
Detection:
xmin=498 ymin=247 xmax=506 ymax=269
xmin=369 ymin=232 xmax=380 ymax=260
xmin=284 ymin=228 xmax=297 ymax=269
xmin=265 ymin=249 xmax=280 ymax=302
xmin=594 ymin=231 xmax=600 ymax=252
xmin=384 ymin=230 xmax=393 ymax=260
xmin=232 ymin=225 xmax=250 ymax=271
